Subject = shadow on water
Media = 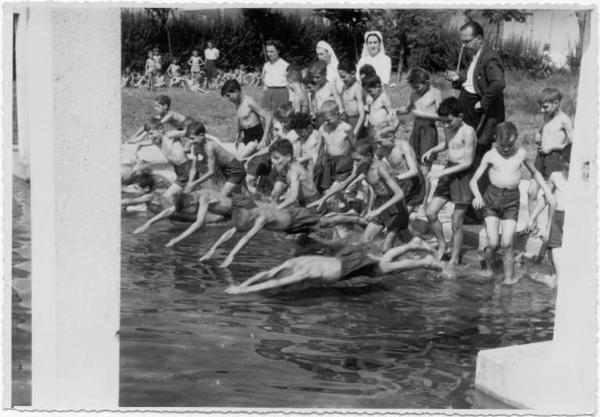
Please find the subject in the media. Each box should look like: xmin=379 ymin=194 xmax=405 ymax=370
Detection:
xmin=11 ymin=178 xmax=556 ymax=408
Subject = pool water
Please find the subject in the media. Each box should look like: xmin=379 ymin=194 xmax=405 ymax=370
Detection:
xmin=12 ymin=178 xmax=556 ymax=408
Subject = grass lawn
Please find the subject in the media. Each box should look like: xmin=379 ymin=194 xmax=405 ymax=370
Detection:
xmin=122 ymin=70 xmax=579 ymax=165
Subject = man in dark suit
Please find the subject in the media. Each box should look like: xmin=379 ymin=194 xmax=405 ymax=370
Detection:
xmin=444 ymin=20 xmax=506 ymax=162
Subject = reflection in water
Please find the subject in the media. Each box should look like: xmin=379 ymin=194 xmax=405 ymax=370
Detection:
xmin=12 ymin=178 xmax=555 ymax=408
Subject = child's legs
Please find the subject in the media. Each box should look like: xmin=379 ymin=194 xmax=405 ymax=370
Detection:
xmin=483 ymin=216 xmax=500 ymax=271
xmin=550 ymin=247 xmax=562 ymax=284
xmin=379 ymin=255 xmax=442 ymax=274
xmin=419 ymin=164 xmax=431 ymax=211
xmin=426 ymin=196 xmax=448 ymax=255
xmin=500 ymin=219 xmax=518 ymax=283
xmin=449 ymin=204 xmax=468 ymax=265
xmin=319 ymin=213 xmax=367 ymax=228
xmin=361 ymin=222 xmax=383 ymax=243
xmin=382 ymin=231 xmax=398 ymax=252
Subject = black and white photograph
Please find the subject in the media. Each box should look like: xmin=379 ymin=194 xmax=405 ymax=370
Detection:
xmin=5 ymin=3 xmax=598 ymax=413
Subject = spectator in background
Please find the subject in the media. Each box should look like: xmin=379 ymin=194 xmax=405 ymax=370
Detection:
xmin=261 ymin=40 xmax=290 ymax=112
xmin=204 ymin=40 xmax=220 ymax=89
xmin=316 ymin=40 xmax=344 ymax=93
xmin=356 ymin=31 xmax=392 ymax=87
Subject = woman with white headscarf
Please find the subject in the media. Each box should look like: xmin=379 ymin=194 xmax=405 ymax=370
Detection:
xmin=316 ymin=40 xmax=344 ymax=93
xmin=356 ymin=31 xmax=391 ymax=86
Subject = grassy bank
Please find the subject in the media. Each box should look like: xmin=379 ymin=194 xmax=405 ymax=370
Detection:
xmin=122 ymin=71 xmax=579 ymax=160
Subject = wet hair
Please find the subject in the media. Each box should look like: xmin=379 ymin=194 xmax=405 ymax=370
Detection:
xmin=187 ymin=121 xmax=206 ymax=136
xmin=270 ymin=138 xmax=294 ymax=157
xmin=309 ymin=60 xmax=327 ymax=76
xmin=460 ymin=21 xmax=484 ymax=38
xmin=338 ymin=58 xmax=356 ymax=73
xmin=354 ymin=140 xmax=375 ymax=157
xmin=131 ymin=172 xmax=155 ymax=192
xmin=494 ymin=121 xmax=518 ymax=143
xmin=221 ymin=79 xmax=241 ymax=96
xmin=320 ymin=100 xmax=339 ymax=116
xmin=437 ymin=97 xmax=461 ymax=117
xmin=144 ymin=117 xmax=163 ymax=132
xmin=273 ymin=103 xmax=295 ymax=127
xmin=407 ymin=68 xmax=431 ymax=86
xmin=265 ymin=39 xmax=284 ymax=54
xmin=289 ymin=112 xmax=313 ymax=131
xmin=174 ymin=192 xmax=197 ymax=214
xmin=362 ymin=75 xmax=382 ymax=90
xmin=155 ymin=95 xmax=171 ymax=109
xmin=286 ymin=67 xmax=303 ymax=83
xmin=358 ymin=64 xmax=377 ymax=78
xmin=232 ymin=208 xmax=255 ymax=232
xmin=537 ymin=87 xmax=563 ymax=104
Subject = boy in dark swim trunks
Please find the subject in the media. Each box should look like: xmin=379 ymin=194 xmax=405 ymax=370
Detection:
xmin=423 ymin=97 xmax=476 ymax=265
xmin=310 ymin=140 xmax=411 ymax=251
xmin=221 ymin=79 xmax=273 ymax=162
xmin=199 ymin=203 xmax=368 ymax=268
xmin=183 ymin=121 xmax=246 ymax=197
xmin=470 ymin=122 xmax=554 ymax=285
xmin=135 ymin=118 xmax=192 ymax=202
xmin=225 ymin=237 xmax=442 ymax=294
xmin=132 ymin=189 xmax=234 ymax=247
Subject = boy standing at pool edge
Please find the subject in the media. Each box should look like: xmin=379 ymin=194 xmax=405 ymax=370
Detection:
xmin=470 ymin=122 xmax=555 ymax=285
xmin=423 ymin=97 xmax=476 ymax=265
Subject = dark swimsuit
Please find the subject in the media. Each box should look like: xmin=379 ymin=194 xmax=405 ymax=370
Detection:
xmin=242 ymin=124 xmax=264 ymax=145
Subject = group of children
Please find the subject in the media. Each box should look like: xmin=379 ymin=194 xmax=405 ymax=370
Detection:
xmin=122 ymin=48 xmax=261 ymax=93
xmin=122 ymin=60 xmax=573 ymax=292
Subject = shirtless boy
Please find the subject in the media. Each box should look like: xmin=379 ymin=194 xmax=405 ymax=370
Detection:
xmin=199 ymin=203 xmax=367 ymax=268
xmin=225 ymin=237 xmax=442 ymax=294
xmin=423 ymin=97 xmax=476 ymax=265
xmin=527 ymin=87 xmax=573 ymax=229
xmin=311 ymin=140 xmax=413 ymax=251
xmin=183 ymin=121 xmax=246 ymax=197
xmin=128 ymin=95 xmax=187 ymax=143
xmin=363 ymin=75 xmax=393 ymax=139
xmin=338 ymin=59 xmax=366 ymax=137
xmin=314 ymin=100 xmax=355 ymax=192
xmin=221 ymin=79 xmax=273 ymax=161
xmin=121 ymin=172 xmax=171 ymax=215
xmin=135 ymin=118 xmax=192 ymax=201
xmin=132 ymin=189 xmax=236 ymax=248
xmin=470 ymin=122 xmax=555 ymax=285
xmin=269 ymin=139 xmax=320 ymax=209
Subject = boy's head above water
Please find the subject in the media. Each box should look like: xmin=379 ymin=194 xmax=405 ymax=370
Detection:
xmin=537 ymin=87 xmax=563 ymax=115
xmin=493 ymin=121 xmax=519 ymax=157
xmin=130 ymin=172 xmax=156 ymax=195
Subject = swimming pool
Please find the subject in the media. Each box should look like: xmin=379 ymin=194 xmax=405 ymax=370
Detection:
xmin=12 ymin=178 xmax=556 ymax=408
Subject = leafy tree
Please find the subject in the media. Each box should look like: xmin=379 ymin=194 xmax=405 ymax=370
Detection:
xmin=464 ymin=9 xmax=531 ymax=48
xmin=146 ymin=8 xmax=176 ymax=56
xmin=314 ymin=9 xmax=371 ymax=61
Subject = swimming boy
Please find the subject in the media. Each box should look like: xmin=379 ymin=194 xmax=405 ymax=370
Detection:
xmin=183 ymin=121 xmax=246 ymax=197
xmin=314 ymin=100 xmax=355 ymax=192
xmin=338 ymin=59 xmax=366 ymax=138
xmin=121 ymin=172 xmax=170 ymax=214
xmin=135 ymin=118 xmax=191 ymax=201
xmin=470 ymin=122 xmax=555 ymax=285
xmin=221 ymin=79 xmax=273 ymax=161
xmin=423 ymin=97 xmax=476 ymax=265
xmin=132 ymin=189 xmax=235 ymax=248
xmin=128 ymin=95 xmax=187 ymax=143
xmin=527 ymin=87 xmax=573 ymax=229
xmin=199 ymin=203 xmax=367 ymax=268
xmin=269 ymin=139 xmax=320 ymax=209
xmin=310 ymin=140 xmax=411 ymax=251
xmin=225 ymin=237 xmax=442 ymax=294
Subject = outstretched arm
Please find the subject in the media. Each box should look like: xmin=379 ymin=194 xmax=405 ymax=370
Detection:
xmin=199 ymin=227 xmax=238 ymax=261
xmin=133 ymin=206 xmax=175 ymax=234
xmin=469 ymin=152 xmax=491 ymax=210
xmin=186 ymin=145 xmax=216 ymax=192
xmin=166 ymin=197 xmax=210 ymax=247
xmin=220 ymin=217 xmax=267 ymax=268
xmin=227 ymin=269 xmax=308 ymax=294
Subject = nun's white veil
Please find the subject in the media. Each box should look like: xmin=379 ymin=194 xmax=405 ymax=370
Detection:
xmin=360 ymin=31 xmax=386 ymax=59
